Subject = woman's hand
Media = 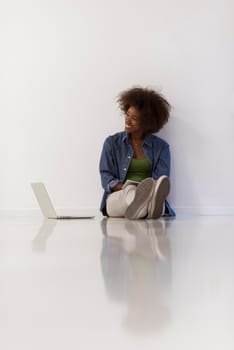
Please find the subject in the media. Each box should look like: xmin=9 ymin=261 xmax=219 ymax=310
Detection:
xmin=112 ymin=183 xmax=123 ymax=192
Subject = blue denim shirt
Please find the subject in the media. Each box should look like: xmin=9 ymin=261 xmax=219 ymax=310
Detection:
xmin=99 ymin=131 xmax=175 ymax=217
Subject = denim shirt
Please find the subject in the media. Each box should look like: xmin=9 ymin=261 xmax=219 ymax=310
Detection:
xmin=99 ymin=131 xmax=175 ymax=217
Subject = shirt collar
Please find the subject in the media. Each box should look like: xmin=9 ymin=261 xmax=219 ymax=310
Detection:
xmin=122 ymin=132 xmax=153 ymax=147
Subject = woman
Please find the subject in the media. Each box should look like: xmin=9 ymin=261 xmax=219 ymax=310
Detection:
xmin=99 ymin=86 xmax=175 ymax=219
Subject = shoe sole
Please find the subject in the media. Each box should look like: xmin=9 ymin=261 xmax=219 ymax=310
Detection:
xmin=125 ymin=178 xmax=154 ymax=220
xmin=149 ymin=176 xmax=170 ymax=219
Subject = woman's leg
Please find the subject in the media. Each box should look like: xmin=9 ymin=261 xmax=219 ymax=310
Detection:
xmin=125 ymin=178 xmax=155 ymax=219
xmin=107 ymin=176 xmax=169 ymax=219
xmin=106 ymin=185 xmax=137 ymax=217
xmin=147 ymin=176 xmax=170 ymax=219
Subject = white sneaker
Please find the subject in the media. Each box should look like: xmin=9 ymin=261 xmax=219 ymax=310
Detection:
xmin=147 ymin=176 xmax=170 ymax=219
xmin=125 ymin=178 xmax=155 ymax=220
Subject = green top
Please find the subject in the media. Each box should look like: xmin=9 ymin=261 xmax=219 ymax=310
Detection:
xmin=126 ymin=157 xmax=151 ymax=182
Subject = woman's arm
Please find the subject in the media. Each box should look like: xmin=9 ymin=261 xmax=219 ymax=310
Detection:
xmin=99 ymin=137 xmax=122 ymax=193
xmin=152 ymin=145 xmax=171 ymax=180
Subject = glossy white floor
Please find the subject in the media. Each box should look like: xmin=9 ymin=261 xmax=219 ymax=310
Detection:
xmin=1 ymin=214 xmax=234 ymax=350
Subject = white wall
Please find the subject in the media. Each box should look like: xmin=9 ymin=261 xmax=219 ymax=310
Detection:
xmin=1 ymin=0 xmax=234 ymax=214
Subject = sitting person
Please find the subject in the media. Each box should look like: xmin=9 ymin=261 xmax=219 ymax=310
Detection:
xmin=99 ymin=86 xmax=175 ymax=219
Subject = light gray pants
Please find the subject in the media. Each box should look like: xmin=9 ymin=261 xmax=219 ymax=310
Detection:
xmin=106 ymin=185 xmax=137 ymax=217
xmin=106 ymin=182 xmax=166 ymax=218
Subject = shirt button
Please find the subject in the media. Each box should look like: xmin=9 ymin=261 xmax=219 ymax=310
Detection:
xmin=123 ymin=168 xmax=127 ymax=171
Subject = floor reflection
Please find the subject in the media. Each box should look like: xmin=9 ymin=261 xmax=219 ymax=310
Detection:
xmin=32 ymin=219 xmax=57 ymax=252
xmin=100 ymin=218 xmax=172 ymax=333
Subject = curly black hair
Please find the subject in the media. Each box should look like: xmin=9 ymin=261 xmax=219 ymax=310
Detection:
xmin=117 ymin=86 xmax=171 ymax=133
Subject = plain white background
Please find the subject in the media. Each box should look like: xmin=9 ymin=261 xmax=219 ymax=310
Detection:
xmin=1 ymin=0 xmax=234 ymax=214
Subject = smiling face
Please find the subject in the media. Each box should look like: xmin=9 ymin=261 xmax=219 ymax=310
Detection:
xmin=124 ymin=106 xmax=142 ymax=136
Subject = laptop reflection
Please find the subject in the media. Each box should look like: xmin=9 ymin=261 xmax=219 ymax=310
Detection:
xmin=32 ymin=219 xmax=57 ymax=253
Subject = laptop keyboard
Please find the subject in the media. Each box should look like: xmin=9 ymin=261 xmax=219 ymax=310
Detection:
xmin=57 ymin=216 xmax=92 ymax=219
xmin=57 ymin=216 xmax=76 ymax=219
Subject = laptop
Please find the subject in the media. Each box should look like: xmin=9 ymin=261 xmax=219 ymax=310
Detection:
xmin=31 ymin=182 xmax=95 ymax=219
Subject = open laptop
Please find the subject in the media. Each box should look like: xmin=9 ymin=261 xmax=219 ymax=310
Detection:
xmin=31 ymin=183 xmax=94 ymax=219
